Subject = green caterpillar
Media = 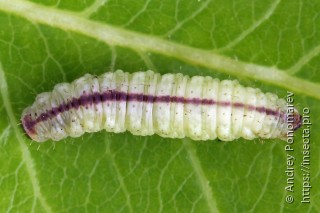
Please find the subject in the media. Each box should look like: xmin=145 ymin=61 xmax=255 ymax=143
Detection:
xmin=21 ymin=70 xmax=301 ymax=142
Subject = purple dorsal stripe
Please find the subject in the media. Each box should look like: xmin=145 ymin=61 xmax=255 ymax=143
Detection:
xmin=23 ymin=90 xmax=280 ymax=134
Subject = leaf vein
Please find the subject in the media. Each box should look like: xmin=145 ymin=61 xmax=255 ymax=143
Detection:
xmin=0 ymin=62 xmax=53 ymax=213
xmin=183 ymin=140 xmax=219 ymax=213
xmin=1 ymin=0 xmax=320 ymax=99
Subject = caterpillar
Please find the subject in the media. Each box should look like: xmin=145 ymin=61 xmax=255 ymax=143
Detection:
xmin=21 ymin=70 xmax=302 ymax=142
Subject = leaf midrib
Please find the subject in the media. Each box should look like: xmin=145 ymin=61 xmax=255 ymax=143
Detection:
xmin=0 ymin=0 xmax=319 ymax=99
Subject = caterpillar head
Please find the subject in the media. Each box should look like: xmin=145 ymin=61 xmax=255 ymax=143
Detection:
xmin=21 ymin=107 xmax=50 ymax=143
xmin=22 ymin=115 xmax=43 ymax=142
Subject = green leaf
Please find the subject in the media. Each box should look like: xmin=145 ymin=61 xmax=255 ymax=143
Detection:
xmin=0 ymin=0 xmax=319 ymax=212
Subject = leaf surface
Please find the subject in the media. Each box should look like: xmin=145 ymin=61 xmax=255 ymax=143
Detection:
xmin=0 ymin=0 xmax=319 ymax=212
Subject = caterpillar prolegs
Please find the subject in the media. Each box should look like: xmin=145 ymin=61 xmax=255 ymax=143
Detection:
xmin=21 ymin=70 xmax=302 ymax=142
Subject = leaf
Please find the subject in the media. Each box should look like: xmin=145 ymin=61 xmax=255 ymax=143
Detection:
xmin=0 ymin=0 xmax=319 ymax=212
